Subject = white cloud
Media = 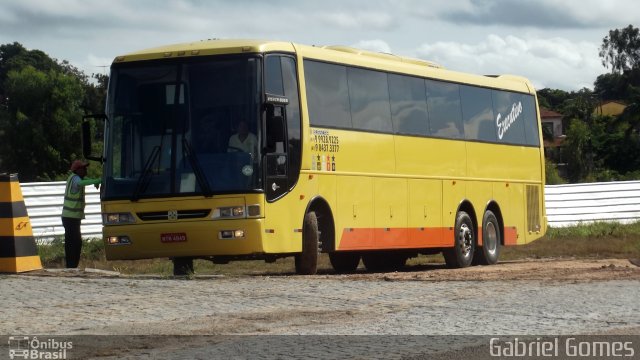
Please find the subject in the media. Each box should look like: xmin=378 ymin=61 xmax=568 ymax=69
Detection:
xmin=86 ymin=54 xmax=113 ymax=75
xmin=1 ymin=0 xmax=633 ymax=90
xmin=352 ymin=40 xmax=392 ymax=54
xmin=317 ymin=12 xmax=395 ymax=30
xmin=416 ymin=34 xmax=603 ymax=90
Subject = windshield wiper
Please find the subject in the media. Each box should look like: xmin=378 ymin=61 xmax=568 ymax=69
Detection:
xmin=132 ymin=146 xmax=161 ymax=201
xmin=182 ymin=139 xmax=213 ymax=197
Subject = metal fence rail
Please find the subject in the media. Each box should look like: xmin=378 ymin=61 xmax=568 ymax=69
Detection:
xmin=20 ymin=181 xmax=101 ymax=240
xmin=17 ymin=180 xmax=640 ymax=241
xmin=545 ymin=180 xmax=640 ymax=227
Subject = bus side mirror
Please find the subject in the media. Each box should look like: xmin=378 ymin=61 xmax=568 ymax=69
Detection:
xmin=82 ymin=114 xmax=107 ymax=162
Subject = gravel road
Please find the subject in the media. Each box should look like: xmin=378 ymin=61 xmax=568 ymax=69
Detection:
xmin=1 ymin=258 xmax=639 ymax=359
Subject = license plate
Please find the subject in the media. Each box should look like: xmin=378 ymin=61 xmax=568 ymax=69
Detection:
xmin=161 ymin=233 xmax=187 ymax=243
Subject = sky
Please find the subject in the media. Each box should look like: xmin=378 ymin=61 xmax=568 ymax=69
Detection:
xmin=1 ymin=0 xmax=638 ymax=91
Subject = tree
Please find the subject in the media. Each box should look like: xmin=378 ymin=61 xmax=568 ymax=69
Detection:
xmin=537 ymin=88 xmax=571 ymax=111
xmin=594 ymin=72 xmax=628 ymax=101
xmin=0 ymin=42 xmax=109 ymax=180
xmin=0 ymin=66 xmax=84 ymax=180
xmin=564 ymin=119 xmax=594 ymax=182
xmin=599 ymin=24 xmax=640 ymax=74
xmin=559 ymin=88 xmax=597 ymax=124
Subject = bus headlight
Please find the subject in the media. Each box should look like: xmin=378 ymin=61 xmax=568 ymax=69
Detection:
xmin=219 ymin=229 xmax=245 ymax=239
xmin=212 ymin=206 xmax=245 ymax=219
xmin=103 ymin=212 xmax=136 ymax=225
xmin=107 ymin=236 xmax=131 ymax=245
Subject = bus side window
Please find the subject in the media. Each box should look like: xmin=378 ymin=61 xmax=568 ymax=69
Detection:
xmin=426 ymin=80 xmax=464 ymax=139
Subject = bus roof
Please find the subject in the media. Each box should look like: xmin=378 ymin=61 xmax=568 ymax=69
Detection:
xmin=113 ymin=39 xmax=534 ymax=94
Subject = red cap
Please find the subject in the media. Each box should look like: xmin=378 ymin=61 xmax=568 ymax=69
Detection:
xmin=70 ymin=160 xmax=89 ymax=172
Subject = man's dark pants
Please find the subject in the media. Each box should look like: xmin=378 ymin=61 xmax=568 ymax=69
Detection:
xmin=61 ymin=217 xmax=82 ymax=268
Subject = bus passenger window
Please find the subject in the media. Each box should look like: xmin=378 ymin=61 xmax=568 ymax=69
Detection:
xmin=348 ymin=67 xmax=392 ymax=133
xmin=304 ymin=60 xmax=352 ymax=129
xmin=493 ymin=90 xmax=526 ymax=145
xmin=521 ymin=95 xmax=540 ymax=146
xmin=389 ymin=73 xmax=429 ymax=136
xmin=460 ymin=85 xmax=496 ymax=142
xmin=426 ymin=80 xmax=464 ymax=139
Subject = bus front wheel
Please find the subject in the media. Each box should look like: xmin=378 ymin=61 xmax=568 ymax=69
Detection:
xmin=295 ymin=211 xmax=319 ymax=275
xmin=443 ymin=211 xmax=475 ymax=268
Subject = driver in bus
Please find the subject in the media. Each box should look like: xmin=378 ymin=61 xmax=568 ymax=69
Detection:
xmin=228 ymin=120 xmax=258 ymax=157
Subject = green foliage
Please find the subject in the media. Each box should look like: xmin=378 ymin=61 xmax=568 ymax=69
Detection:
xmin=537 ymin=88 xmax=571 ymax=111
xmin=544 ymin=158 xmax=565 ymax=184
xmin=564 ymin=119 xmax=593 ymax=182
xmin=36 ymin=236 xmax=66 ymax=265
xmin=547 ymin=221 xmax=640 ymax=239
xmin=0 ymin=66 xmax=84 ymax=180
xmin=0 ymin=42 xmax=108 ymax=181
xmin=599 ymin=24 xmax=640 ymax=74
xmin=539 ymin=26 xmax=640 ymax=183
xmin=594 ymin=71 xmax=637 ymax=101
xmin=502 ymin=221 xmax=640 ymax=260
xmin=37 ymin=237 xmax=104 ymax=267
xmin=559 ymin=88 xmax=597 ymax=122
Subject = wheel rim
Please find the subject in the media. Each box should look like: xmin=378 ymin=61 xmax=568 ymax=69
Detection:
xmin=458 ymin=223 xmax=473 ymax=258
xmin=485 ymin=221 xmax=498 ymax=255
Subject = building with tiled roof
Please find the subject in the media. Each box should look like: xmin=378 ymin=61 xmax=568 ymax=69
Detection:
xmin=540 ymin=107 xmax=564 ymax=148
xmin=594 ymin=100 xmax=627 ymax=117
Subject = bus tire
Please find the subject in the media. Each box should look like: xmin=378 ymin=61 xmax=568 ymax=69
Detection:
xmin=476 ymin=210 xmax=501 ymax=265
xmin=443 ymin=211 xmax=475 ymax=268
xmin=363 ymin=251 xmax=407 ymax=272
xmin=295 ymin=211 xmax=319 ymax=275
xmin=329 ymin=252 xmax=360 ymax=273
xmin=173 ymin=257 xmax=194 ymax=276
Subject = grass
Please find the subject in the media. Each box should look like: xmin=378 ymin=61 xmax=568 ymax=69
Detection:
xmin=36 ymin=221 xmax=640 ymax=275
xmin=502 ymin=221 xmax=640 ymax=260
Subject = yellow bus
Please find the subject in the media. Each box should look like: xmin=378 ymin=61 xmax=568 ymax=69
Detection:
xmin=84 ymin=39 xmax=546 ymax=275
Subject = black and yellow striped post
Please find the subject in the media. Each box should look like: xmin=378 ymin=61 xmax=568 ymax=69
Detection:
xmin=0 ymin=173 xmax=42 ymax=272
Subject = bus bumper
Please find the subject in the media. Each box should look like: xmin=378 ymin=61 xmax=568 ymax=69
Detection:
xmin=103 ymin=219 xmax=265 ymax=260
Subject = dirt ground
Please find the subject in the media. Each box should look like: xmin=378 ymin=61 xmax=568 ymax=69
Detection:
xmin=3 ymin=258 xmax=640 ymax=359
xmin=28 ymin=257 xmax=640 ymax=281
xmin=328 ymin=258 xmax=640 ymax=282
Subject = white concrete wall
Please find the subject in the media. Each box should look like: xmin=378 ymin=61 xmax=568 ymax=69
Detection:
xmin=545 ymin=180 xmax=640 ymax=227
xmin=17 ymin=180 xmax=640 ymax=240
xmin=20 ymin=181 xmax=101 ymax=239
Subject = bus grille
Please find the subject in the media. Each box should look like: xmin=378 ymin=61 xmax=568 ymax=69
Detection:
xmin=137 ymin=209 xmax=211 ymax=221
xmin=526 ymin=185 xmax=541 ymax=232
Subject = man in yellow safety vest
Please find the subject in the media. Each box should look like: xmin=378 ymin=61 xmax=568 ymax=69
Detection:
xmin=61 ymin=160 xmax=101 ymax=268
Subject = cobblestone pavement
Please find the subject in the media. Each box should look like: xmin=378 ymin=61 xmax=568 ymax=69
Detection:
xmin=1 ymin=262 xmax=639 ymax=358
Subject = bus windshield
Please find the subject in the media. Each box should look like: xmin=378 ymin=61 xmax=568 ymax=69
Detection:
xmin=103 ymin=56 xmax=262 ymax=200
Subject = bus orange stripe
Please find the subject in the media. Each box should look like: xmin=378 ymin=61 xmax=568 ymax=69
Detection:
xmin=338 ymin=227 xmax=454 ymax=250
xmin=504 ymin=227 xmax=518 ymax=245
xmin=338 ymin=226 xmax=519 ymax=250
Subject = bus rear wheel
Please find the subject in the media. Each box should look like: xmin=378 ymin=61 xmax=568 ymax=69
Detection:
xmin=443 ymin=211 xmax=475 ymax=268
xmin=295 ymin=211 xmax=319 ymax=275
xmin=329 ymin=252 xmax=360 ymax=273
xmin=475 ymin=210 xmax=501 ymax=265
